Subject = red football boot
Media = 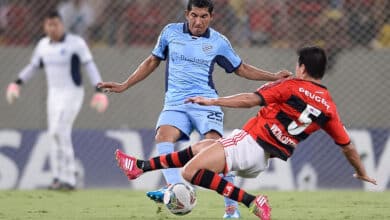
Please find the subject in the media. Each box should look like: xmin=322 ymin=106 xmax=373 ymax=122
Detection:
xmin=249 ymin=195 xmax=271 ymax=220
xmin=115 ymin=149 xmax=143 ymax=180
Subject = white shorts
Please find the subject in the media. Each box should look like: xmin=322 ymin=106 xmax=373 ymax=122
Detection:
xmin=218 ymin=129 xmax=270 ymax=178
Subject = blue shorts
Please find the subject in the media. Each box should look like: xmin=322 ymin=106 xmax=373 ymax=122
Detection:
xmin=156 ymin=103 xmax=224 ymax=141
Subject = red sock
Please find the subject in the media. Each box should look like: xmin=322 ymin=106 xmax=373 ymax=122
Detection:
xmin=190 ymin=169 xmax=255 ymax=207
xmin=140 ymin=147 xmax=194 ymax=171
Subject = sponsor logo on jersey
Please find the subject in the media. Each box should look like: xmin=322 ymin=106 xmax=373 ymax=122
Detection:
xmin=270 ymin=124 xmax=297 ymax=145
xmin=299 ymin=87 xmax=330 ymax=110
xmin=171 ymin=52 xmax=209 ymax=65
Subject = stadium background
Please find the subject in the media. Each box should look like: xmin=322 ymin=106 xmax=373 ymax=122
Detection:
xmin=0 ymin=0 xmax=389 ymax=191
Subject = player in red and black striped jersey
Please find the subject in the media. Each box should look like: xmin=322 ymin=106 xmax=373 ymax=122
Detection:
xmin=114 ymin=46 xmax=376 ymax=220
xmin=243 ymin=77 xmax=350 ymax=161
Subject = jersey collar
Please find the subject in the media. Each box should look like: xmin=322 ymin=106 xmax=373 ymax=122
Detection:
xmin=183 ymin=23 xmax=210 ymax=38
xmin=49 ymin=33 xmax=66 ymax=44
xmin=310 ymin=81 xmax=327 ymax=89
xmin=295 ymin=78 xmax=327 ymax=89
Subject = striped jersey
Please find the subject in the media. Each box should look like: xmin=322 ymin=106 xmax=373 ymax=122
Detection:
xmin=243 ymin=78 xmax=351 ymax=161
xmin=152 ymin=23 xmax=242 ymax=107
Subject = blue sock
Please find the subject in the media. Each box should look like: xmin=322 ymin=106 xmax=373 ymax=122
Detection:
xmin=222 ymin=173 xmax=239 ymax=208
xmin=157 ymin=142 xmax=182 ymax=185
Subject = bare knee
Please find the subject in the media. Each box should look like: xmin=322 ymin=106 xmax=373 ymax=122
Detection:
xmin=191 ymin=139 xmax=217 ymax=155
xmin=181 ymin=164 xmax=198 ymax=182
xmin=155 ymin=125 xmax=181 ymax=143
xmin=204 ymin=130 xmax=222 ymax=140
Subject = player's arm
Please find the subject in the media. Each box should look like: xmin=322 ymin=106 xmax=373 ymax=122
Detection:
xmin=83 ymin=60 xmax=110 ymax=113
xmin=341 ymin=143 xmax=377 ymax=185
xmin=6 ymin=40 xmax=44 ymax=104
xmin=234 ymin=62 xmax=291 ymax=81
xmin=75 ymin=37 xmax=110 ymax=112
xmin=186 ymin=92 xmax=262 ymax=108
xmin=186 ymin=79 xmax=288 ymax=107
xmin=6 ymin=63 xmax=40 ymax=104
xmin=97 ymin=55 xmax=161 ymax=93
xmin=324 ymin=113 xmax=377 ymax=185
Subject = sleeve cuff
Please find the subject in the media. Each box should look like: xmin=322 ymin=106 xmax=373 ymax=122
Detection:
xmin=95 ymin=86 xmax=103 ymax=93
xmin=152 ymin=53 xmax=165 ymax=61
xmin=15 ymin=79 xmax=23 ymax=85
xmin=336 ymin=141 xmax=351 ymax=147
xmin=255 ymin=92 xmax=266 ymax=106
xmin=230 ymin=61 xmax=242 ymax=73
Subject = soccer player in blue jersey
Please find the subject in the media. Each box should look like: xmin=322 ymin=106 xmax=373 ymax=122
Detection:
xmin=98 ymin=0 xmax=290 ymax=218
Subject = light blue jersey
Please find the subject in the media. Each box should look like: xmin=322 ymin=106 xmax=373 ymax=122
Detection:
xmin=152 ymin=24 xmax=241 ymax=211
xmin=152 ymin=23 xmax=242 ymax=108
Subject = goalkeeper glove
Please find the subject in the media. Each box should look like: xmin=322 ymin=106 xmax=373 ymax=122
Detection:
xmin=6 ymin=82 xmax=20 ymax=104
xmin=90 ymin=92 xmax=108 ymax=113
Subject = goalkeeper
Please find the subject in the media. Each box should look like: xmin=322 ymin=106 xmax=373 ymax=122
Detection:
xmin=5 ymin=11 xmax=108 ymax=190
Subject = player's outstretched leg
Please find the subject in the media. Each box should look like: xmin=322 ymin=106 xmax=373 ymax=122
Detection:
xmin=115 ymin=146 xmax=195 ymax=180
xmin=188 ymin=168 xmax=271 ymax=220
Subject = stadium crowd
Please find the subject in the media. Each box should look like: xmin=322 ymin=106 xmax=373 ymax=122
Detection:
xmin=0 ymin=0 xmax=389 ymax=49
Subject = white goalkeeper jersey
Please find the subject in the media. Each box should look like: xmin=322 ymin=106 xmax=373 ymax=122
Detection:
xmin=18 ymin=33 xmax=102 ymax=90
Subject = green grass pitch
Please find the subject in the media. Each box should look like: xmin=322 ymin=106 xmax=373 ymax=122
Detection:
xmin=0 ymin=190 xmax=389 ymax=220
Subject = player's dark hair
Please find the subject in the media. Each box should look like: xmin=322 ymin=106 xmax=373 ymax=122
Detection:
xmin=297 ymin=46 xmax=327 ymax=79
xmin=45 ymin=10 xmax=62 ymax=20
xmin=187 ymin=0 xmax=214 ymax=14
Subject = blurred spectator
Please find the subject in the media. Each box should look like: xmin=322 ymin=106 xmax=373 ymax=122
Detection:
xmin=117 ymin=0 xmax=165 ymax=47
xmin=319 ymin=9 xmax=350 ymax=70
xmin=175 ymin=0 xmax=189 ymax=22
xmin=158 ymin=0 xmax=184 ymax=25
xmin=246 ymin=0 xmax=291 ymax=48
xmin=329 ymin=0 xmax=343 ymax=9
xmin=269 ymin=0 xmax=290 ymax=48
xmin=28 ymin=0 xmax=62 ymax=42
xmin=247 ymin=0 xmax=273 ymax=45
xmin=0 ymin=0 xmax=31 ymax=46
xmin=371 ymin=0 xmax=390 ymax=49
xmin=372 ymin=1 xmax=390 ymax=49
xmin=88 ymin=0 xmax=127 ymax=46
xmin=287 ymin=0 xmax=326 ymax=48
xmin=344 ymin=0 xmax=376 ymax=47
xmin=212 ymin=0 xmax=239 ymax=43
xmin=58 ymin=0 xmax=95 ymax=39
xmin=370 ymin=0 xmax=388 ymax=31
xmin=0 ymin=1 xmax=7 ymax=32
xmin=228 ymin=0 xmax=250 ymax=47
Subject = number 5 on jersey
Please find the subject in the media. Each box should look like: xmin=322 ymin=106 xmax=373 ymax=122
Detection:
xmin=287 ymin=104 xmax=321 ymax=135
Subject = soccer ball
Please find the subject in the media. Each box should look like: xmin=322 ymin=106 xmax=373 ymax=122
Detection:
xmin=163 ymin=183 xmax=197 ymax=215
